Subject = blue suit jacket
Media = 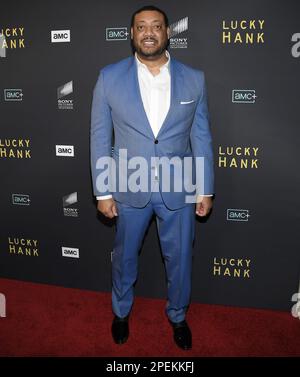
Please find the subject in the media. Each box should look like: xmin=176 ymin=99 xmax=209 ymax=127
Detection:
xmin=90 ymin=55 xmax=214 ymax=210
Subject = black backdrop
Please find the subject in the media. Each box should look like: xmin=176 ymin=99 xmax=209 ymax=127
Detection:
xmin=1 ymin=0 xmax=299 ymax=311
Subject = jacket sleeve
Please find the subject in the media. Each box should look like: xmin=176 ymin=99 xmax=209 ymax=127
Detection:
xmin=90 ymin=70 xmax=114 ymax=197
xmin=190 ymin=71 xmax=214 ymax=196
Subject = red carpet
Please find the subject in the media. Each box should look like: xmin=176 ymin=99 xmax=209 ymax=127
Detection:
xmin=0 ymin=278 xmax=299 ymax=357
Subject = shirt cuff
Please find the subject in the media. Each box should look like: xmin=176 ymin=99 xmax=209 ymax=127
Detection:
xmin=96 ymin=195 xmax=113 ymax=200
xmin=196 ymin=194 xmax=213 ymax=203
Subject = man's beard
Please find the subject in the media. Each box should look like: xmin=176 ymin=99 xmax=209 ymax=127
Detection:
xmin=133 ymin=38 xmax=168 ymax=59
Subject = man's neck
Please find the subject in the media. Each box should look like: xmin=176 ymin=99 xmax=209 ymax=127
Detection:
xmin=136 ymin=51 xmax=168 ymax=75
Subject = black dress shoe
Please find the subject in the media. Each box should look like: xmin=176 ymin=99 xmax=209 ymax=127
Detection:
xmin=170 ymin=320 xmax=192 ymax=350
xmin=111 ymin=315 xmax=129 ymax=344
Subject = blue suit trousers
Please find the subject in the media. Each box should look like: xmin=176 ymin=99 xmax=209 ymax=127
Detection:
xmin=112 ymin=181 xmax=195 ymax=323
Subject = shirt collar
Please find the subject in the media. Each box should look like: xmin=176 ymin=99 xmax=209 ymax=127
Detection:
xmin=135 ymin=50 xmax=171 ymax=73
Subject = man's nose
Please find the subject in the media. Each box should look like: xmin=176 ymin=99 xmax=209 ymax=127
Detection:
xmin=143 ymin=26 xmax=155 ymax=37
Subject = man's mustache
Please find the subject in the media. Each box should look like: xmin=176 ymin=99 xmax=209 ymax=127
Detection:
xmin=141 ymin=38 xmax=157 ymax=42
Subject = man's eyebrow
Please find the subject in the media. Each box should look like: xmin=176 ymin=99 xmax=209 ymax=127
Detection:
xmin=136 ymin=19 xmax=163 ymax=24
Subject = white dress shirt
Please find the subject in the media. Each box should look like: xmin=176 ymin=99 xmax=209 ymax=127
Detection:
xmin=97 ymin=51 xmax=212 ymax=201
xmin=136 ymin=50 xmax=171 ymax=138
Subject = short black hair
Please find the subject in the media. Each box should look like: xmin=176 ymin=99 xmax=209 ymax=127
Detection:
xmin=130 ymin=5 xmax=169 ymax=28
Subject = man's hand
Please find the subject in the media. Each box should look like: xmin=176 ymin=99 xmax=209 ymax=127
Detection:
xmin=195 ymin=197 xmax=213 ymax=217
xmin=97 ymin=198 xmax=118 ymax=218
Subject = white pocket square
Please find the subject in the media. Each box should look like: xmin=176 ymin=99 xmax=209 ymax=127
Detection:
xmin=180 ymin=100 xmax=195 ymax=104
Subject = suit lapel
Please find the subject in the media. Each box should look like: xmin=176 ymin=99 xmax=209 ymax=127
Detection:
xmin=130 ymin=57 xmax=155 ymax=139
xmin=157 ymin=58 xmax=182 ymax=138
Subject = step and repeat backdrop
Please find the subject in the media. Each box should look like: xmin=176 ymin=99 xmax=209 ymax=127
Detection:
xmin=1 ymin=0 xmax=299 ymax=311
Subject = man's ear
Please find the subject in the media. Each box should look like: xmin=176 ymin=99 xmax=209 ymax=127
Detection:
xmin=130 ymin=27 xmax=133 ymax=39
xmin=167 ymin=26 xmax=170 ymax=39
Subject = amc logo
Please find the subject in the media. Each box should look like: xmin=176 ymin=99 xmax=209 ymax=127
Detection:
xmin=55 ymin=145 xmax=74 ymax=157
xmin=106 ymin=27 xmax=129 ymax=41
xmin=12 ymin=194 xmax=30 ymax=206
xmin=62 ymin=247 xmax=79 ymax=259
xmin=232 ymin=89 xmax=257 ymax=103
xmin=4 ymin=89 xmax=23 ymax=101
xmin=51 ymin=30 xmax=70 ymax=43
xmin=227 ymin=209 xmax=250 ymax=222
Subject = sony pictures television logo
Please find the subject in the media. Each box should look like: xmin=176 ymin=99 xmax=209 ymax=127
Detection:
xmin=4 ymin=89 xmax=23 ymax=101
xmin=227 ymin=209 xmax=250 ymax=221
xmin=169 ymin=17 xmax=188 ymax=49
xmin=57 ymin=81 xmax=73 ymax=110
xmin=232 ymin=90 xmax=257 ymax=103
xmin=51 ymin=30 xmax=70 ymax=43
xmin=106 ymin=27 xmax=129 ymax=41
xmin=63 ymin=192 xmax=79 ymax=217
xmin=62 ymin=247 xmax=79 ymax=259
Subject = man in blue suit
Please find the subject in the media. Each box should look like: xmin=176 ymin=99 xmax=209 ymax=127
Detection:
xmin=90 ymin=5 xmax=214 ymax=350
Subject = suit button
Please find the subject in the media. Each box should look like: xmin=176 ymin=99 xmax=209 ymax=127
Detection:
xmin=154 ymin=139 xmax=158 ymax=144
